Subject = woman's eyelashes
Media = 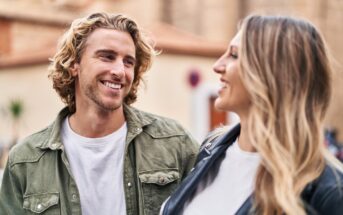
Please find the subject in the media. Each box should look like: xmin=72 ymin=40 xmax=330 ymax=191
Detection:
xmin=228 ymin=46 xmax=239 ymax=59
xmin=229 ymin=52 xmax=238 ymax=59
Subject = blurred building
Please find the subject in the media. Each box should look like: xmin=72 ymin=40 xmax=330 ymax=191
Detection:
xmin=0 ymin=0 xmax=343 ymax=149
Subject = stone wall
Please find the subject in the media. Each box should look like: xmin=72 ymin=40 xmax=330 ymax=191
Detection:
xmin=168 ymin=0 xmax=343 ymax=140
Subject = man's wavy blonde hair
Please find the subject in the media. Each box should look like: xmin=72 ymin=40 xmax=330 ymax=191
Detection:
xmin=238 ymin=15 xmax=343 ymax=215
xmin=48 ymin=12 xmax=155 ymax=113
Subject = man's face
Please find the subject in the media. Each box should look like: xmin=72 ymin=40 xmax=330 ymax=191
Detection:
xmin=71 ymin=28 xmax=136 ymax=112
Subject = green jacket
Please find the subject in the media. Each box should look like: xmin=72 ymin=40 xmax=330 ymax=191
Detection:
xmin=0 ymin=105 xmax=199 ymax=215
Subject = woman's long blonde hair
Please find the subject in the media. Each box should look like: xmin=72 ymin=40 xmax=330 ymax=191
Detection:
xmin=238 ymin=15 xmax=343 ymax=215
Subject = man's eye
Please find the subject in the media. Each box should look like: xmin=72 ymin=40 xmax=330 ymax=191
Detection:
xmin=124 ymin=59 xmax=135 ymax=67
xmin=100 ymin=54 xmax=114 ymax=61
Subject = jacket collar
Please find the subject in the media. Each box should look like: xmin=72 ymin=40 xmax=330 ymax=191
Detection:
xmin=123 ymin=104 xmax=155 ymax=130
xmin=123 ymin=104 xmax=156 ymax=143
xmin=39 ymin=107 xmax=69 ymax=150
xmin=38 ymin=104 xmax=156 ymax=150
xmin=196 ymin=124 xmax=240 ymax=162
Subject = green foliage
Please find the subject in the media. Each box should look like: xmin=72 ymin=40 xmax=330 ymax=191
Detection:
xmin=6 ymin=98 xmax=25 ymax=148
xmin=9 ymin=99 xmax=24 ymax=120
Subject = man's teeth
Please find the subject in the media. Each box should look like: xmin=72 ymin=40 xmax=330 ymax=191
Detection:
xmin=104 ymin=81 xmax=121 ymax=89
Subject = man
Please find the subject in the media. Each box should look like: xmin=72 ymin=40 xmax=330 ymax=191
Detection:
xmin=0 ymin=12 xmax=199 ymax=215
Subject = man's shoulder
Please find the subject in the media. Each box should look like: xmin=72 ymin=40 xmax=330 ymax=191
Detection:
xmin=8 ymin=125 xmax=52 ymax=166
xmin=129 ymin=106 xmax=189 ymax=136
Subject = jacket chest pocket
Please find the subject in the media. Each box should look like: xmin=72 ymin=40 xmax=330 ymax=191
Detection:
xmin=23 ymin=192 xmax=60 ymax=214
xmin=139 ymin=169 xmax=180 ymax=215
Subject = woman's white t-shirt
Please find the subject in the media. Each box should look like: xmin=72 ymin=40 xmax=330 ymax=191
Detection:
xmin=183 ymin=140 xmax=261 ymax=215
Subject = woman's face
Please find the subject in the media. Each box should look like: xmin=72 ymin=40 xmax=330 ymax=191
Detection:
xmin=213 ymin=31 xmax=251 ymax=117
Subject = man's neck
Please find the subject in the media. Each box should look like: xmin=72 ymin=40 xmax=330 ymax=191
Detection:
xmin=68 ymin=105 xmax=126 ymax=138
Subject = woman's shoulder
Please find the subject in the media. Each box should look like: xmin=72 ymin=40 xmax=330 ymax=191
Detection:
xmin=321 ymin=164 xmax=343 ymax=182
xmin=316 ymin=165 xmax=343 ymax=193
xmin=200 ymin=123 xmax=240 ymax=149
xmin=304 ymin=165 xmax=343 ymax=215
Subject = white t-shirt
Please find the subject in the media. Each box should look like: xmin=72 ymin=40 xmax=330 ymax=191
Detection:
xmin=183 ymin=140 xmax=261 ymax=215
xmin=61 ymin=117 xmax=127 ymax=215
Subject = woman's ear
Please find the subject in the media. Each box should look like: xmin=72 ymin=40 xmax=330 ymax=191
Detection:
xmin=70 ymin=63 xmax=80 ymax=77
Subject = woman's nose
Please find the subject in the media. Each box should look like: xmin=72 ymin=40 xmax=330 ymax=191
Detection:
xmin=213 ymin=56 xmax=226 ymax=74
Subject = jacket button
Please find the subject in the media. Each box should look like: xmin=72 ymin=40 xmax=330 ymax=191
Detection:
xmin=37 ymin=204 xmax=42 ymax=211
xmin=23 ymin=200 xmax=29 ymax=208
xmin=127 ymin=182 xmax=132 ymax=187
xmin=72 ymin=194 xmax=77 ymax=200
xmin=51 ymin=143 xmax=58 ymax=149
xmin=159 ymin=177 xmax=165 ymax=184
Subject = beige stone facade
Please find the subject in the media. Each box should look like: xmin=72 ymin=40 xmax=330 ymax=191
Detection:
xmin=0 ymin=0 xmax=343 ymax=146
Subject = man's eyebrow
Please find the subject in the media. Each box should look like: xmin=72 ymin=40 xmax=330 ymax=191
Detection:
xmin=125 ymin=54 xmax=136 ymax=62
xmin=95 ymin=49 xmax=136 ymax=61
xmin=95 ymin=49 xmax=116 ymax=55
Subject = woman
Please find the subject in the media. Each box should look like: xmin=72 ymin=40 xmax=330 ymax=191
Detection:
xmin=160 ymin=15 xmax=343 ymax=215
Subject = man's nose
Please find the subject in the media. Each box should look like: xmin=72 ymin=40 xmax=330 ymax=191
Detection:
xmin=110 ymin=60 xmax=125 ymax=78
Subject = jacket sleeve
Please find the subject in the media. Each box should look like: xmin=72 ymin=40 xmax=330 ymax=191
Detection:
xmin=0 ymin=159 xmax=24 ymax=214
xmin=181 ymin=133 xmax=199 ymax=180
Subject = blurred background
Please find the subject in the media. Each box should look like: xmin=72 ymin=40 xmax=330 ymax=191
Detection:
xmin=0 ymin=0 xmax=343 ymax=172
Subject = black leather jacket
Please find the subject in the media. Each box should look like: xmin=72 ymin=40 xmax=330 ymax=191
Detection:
xmin=161 ymin=124 xmax=343 ymax=215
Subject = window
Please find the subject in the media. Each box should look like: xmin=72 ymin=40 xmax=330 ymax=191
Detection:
xmin=0 ymin=19 xmax=11 ymax=55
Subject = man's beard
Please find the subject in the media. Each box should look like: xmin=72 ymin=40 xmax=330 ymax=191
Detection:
xmin=85 ymin=84 xmax=123 ymax=111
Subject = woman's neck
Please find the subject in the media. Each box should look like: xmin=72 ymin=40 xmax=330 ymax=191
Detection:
xmin=237 ymin=119 xmax=257 ymax=152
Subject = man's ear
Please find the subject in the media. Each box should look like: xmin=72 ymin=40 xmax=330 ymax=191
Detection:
xmin=70 ymin=63 xmax=80 ymax=77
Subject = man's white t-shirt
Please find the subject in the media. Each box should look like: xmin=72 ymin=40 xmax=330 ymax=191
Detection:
xmin=61 ymin=117 xmax=127 ymax=215
xmin=183 ymin=140 xmax=261 ymax=215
